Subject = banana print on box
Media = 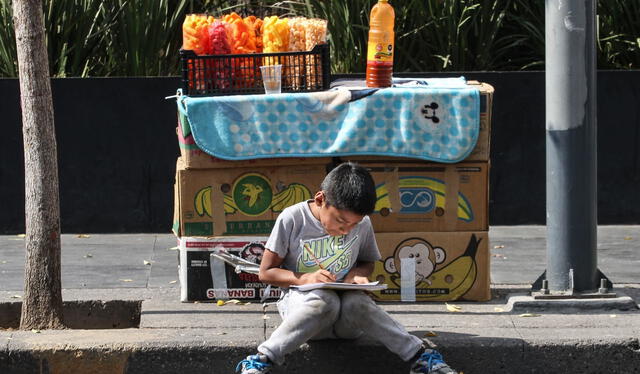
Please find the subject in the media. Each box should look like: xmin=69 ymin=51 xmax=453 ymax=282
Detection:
xmin=193 ymin=173 xmax=311 ymax=217
xmin=372 ymin=234 xmax=481 ymax=301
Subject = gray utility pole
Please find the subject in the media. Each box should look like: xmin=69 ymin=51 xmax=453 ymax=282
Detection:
xmin=544 ymin=0 xmax=599 ymax=292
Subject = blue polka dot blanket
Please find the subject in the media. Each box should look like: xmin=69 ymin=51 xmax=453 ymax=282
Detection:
xmin=176 ymin=77 xmax=480 ymax=163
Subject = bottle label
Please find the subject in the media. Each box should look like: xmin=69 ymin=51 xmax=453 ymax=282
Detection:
xmin=367 ymin=41 xmax=394 ymax=66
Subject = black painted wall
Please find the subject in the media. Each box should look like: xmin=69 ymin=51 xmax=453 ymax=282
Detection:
xmin=1 ymin=78 xmax=181 ymax=233
xmin=0 ymin=72 xmax=638 ymax=233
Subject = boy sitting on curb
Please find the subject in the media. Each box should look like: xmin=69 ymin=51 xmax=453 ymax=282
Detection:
xmin=235 ymin=162 xmax=457 ymax=374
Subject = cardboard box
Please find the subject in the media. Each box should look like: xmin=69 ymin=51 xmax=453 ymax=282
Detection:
xmin=177 ymin=111 xmax=333 ymax=169
xmin=347 ymin=161 xmax=489 ymax=232
xmin=370 ymin=231 xmax=490 ymax=302
xmin=173 ymin=158 xmax=327 ymax=237
xmin=178 ymin=236 xmax=281 ymax=302
xmin=466 ymin=81 xmax=493 ymax=161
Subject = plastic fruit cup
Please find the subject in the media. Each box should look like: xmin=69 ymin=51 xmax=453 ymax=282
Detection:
xmin=260 ymin=64 xmax=282 ymax=94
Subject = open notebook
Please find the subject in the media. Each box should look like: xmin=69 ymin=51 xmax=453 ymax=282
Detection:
xmin=290 ymin=281 xmax=388 ymax=292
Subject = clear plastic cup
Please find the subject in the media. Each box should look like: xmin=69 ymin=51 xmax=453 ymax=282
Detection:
xmin=260 ymin=64 xmax=282 ymax=94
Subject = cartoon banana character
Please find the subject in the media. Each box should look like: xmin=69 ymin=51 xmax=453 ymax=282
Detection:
xmin=375 ymin=176 xmax=473 ymax=222
xmin=242 ymin=183 xmax=264 ymax=207
xmin=372 ymin=234 xmax=481 ymax=301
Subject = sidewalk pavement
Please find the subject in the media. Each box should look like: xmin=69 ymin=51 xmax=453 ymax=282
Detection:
xmin=1 ymin=226 xmax=639 ymax=373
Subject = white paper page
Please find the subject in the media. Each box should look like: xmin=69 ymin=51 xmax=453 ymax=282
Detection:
xmin=290 ymin=281 xmax=387 ymax=292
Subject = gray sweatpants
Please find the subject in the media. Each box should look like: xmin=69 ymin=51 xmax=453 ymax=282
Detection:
xmin=258 ymin=289 xmax=424 ymax=365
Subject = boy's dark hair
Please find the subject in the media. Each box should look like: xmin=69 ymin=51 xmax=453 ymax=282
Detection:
xmin=321 ymin=162 xmax=377 ymax=216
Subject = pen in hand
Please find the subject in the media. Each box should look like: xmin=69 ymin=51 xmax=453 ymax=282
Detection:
xmin=303 ymin=243 xmax=326 ymax=271
xmin=302 ymin=243 xmax=336 ymax=284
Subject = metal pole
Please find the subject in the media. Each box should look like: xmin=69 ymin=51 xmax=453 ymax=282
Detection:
xmin=545 ymin=0 xmax=598 ymax=292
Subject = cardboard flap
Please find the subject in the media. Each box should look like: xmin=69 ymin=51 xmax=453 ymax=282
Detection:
xmin=384 ymin=166 xmax=401 ymax=213
xmin=444 ymin=166 xmax=460 ymax=230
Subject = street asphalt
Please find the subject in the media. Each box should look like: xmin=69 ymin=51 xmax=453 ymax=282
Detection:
xmin=1 ymin=226 xmax=639 ymax=373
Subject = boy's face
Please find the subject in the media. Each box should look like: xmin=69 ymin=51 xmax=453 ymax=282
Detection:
xmin=313 ymin=191 xmax=364 ymax=236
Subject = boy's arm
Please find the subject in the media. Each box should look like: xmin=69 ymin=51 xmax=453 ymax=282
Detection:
xmin=259 ymin=249 xmax=336 ymax=288
xmin=342 ymin=261 xmax=375 ymax=284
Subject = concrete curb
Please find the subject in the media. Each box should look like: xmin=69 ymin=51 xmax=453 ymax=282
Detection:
xmin=2 ymin=329 xmax=639 ymax=373
xmin=507 ymin=295 xmax=639 ymax=313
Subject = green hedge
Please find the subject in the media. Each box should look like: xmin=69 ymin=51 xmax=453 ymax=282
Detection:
xmin=0 ymin=0 xmax=638 ymax=77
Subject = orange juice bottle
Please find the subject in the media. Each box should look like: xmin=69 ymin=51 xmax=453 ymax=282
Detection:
xmin=366 ymin=0 xmax=395 ymax=88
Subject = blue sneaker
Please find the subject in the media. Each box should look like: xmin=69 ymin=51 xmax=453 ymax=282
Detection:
xmin=235 ymin=354 xmax=272 ymax=374
xmin=410 ymin=349 xmax=457 ymax=374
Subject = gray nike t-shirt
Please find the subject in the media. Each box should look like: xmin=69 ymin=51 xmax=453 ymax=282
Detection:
xmin=265 ymin=200 xmax=381 ymax=281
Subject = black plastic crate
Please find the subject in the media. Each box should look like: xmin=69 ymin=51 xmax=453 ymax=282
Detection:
xmin=180 ymin=44 xmax=330 ymax=96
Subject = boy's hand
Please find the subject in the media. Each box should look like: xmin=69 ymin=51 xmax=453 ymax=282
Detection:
xmin=342 ymin=261 xmax=374 ymax=284
xmin=342 ymin=274 xmax=370 ymax=284
xmin=300 ymin=269 xmax=336 ymax=284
